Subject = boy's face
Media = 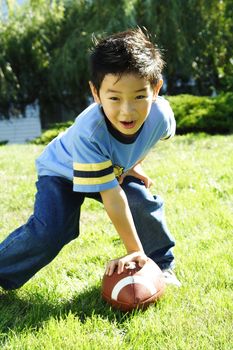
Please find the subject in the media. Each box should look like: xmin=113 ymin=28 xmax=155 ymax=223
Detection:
xmin=90 ymin=74 xmax=162 ymax=137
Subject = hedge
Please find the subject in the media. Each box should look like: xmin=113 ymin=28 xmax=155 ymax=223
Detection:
xmin=31 ymin=93 xmax=233 ymax=145
xmin=167 ymin=93 xmax=233 ymax=134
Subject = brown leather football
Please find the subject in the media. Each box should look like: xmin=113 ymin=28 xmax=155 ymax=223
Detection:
xmin=101 ymin=258 xmax=165 ymax=311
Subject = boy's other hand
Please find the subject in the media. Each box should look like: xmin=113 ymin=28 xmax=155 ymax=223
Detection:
xmin=118 ymin=163 xmax=154 ymax=189
xmin=105 ymin=251 xmax=148 ymax=276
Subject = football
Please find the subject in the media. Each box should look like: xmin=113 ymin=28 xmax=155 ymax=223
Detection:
xmin=101 ymin=258 xmax=165 ymax=311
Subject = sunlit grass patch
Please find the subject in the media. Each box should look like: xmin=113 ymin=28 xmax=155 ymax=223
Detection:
xmin=0 ymin=134 xmax=232 ymax=350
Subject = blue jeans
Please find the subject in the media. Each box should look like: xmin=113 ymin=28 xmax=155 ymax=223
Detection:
xmin=0 ymin=176 xmax=175 ymax=290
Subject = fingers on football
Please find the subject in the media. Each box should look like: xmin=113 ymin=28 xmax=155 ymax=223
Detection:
xmin=117 ymin=258 xmax=126 ymax=274
xmin=138 ymin=255 xmax=148 ymax=267
xmin=105 ymin=260 xmax=117 ymax=276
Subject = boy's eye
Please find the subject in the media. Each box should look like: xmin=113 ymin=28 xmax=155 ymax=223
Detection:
xmin=135 ymin=95 xmax=146 ymax=100
xmin=109 ymin=97 xmax=119 ymax=101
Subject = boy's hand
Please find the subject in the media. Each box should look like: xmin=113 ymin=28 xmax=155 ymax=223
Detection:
xmin=105 ymin=251 xmax=149 ymax=276
xmin=118 ymin=163 xmax=154 ymax=188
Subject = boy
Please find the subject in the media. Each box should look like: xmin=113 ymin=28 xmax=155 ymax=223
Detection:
xmin=0 ymin=28 xmax=181 ymax=290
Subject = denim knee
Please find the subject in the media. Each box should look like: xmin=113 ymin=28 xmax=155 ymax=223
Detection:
xmin=26 ymin=214 xmax=79 ymax=253
xmin=0 ymin=218 xmax=77 ymax=291
xmin=0 ymin=176 xmax=82 ymax=290
xmin=122 ymin=177 xmax=164 ymax=217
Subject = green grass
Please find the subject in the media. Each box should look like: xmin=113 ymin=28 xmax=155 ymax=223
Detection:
xmin=0 ymin=134 xmax=232 ymax=350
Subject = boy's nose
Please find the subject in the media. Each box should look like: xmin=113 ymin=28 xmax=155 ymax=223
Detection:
xmin=121 ymin=102 xmax=133 ymax=117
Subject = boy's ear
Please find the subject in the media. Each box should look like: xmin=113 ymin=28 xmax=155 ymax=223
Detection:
xmin=153 ymin=79 xmax=163 ymax=100
xmin=89 ymin=81 xmax=101 ymax=104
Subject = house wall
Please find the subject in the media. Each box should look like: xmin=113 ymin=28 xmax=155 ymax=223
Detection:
xmin=0 ymin=101 xmax=41 ymax=144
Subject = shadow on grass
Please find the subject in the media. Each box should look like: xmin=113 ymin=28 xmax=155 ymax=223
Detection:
xmin=0 ymin=284 xmax=140 ymax=341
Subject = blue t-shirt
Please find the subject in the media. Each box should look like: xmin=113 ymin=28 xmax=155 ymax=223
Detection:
xmin=36 ymin=97 xmax=175 ymax=192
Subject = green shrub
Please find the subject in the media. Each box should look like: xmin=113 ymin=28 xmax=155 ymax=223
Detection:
xmin=31 ymin=121 xmax=73 ymax=145
xmin=167 ymin=93 xmax=233 ymax=134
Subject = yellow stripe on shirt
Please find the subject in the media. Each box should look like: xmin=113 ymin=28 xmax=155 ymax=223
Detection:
xmin=73 ymin=172 xmax=115 ymax=185
xmin=73 ymin=160 xmax=112 ymax=171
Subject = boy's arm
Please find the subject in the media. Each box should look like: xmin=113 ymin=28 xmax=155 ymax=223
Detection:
xmin=100 ymin=185 xmax=148 ymax=275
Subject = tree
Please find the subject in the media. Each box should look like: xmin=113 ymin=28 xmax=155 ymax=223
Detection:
xmin=0 ymin=0 xmax=232 ymax=124
xmin=134 ymin=0 xmax=232 ymax=95
xmin=182 ymin=0 xmax=233 ymax=95
xmin=0 ymin=0 xmax=64 ymax=123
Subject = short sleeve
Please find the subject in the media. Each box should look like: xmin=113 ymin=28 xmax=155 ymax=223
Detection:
xmin=160 ymin=102 xmax=176 ymax=140
xmin=72 ymin=135 xmax=118 ymax=192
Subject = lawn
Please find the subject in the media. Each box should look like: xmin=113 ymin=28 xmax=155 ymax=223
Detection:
xmin=0 ymin=133 xmax=232 ymax=350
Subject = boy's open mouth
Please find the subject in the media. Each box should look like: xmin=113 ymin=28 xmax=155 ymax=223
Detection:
xmin=120 ymin=121 xmax=136 ymax=129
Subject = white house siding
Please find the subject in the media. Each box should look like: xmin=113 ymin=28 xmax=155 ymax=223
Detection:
xmin=0 ymin=101 xmax=41 ymax=144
